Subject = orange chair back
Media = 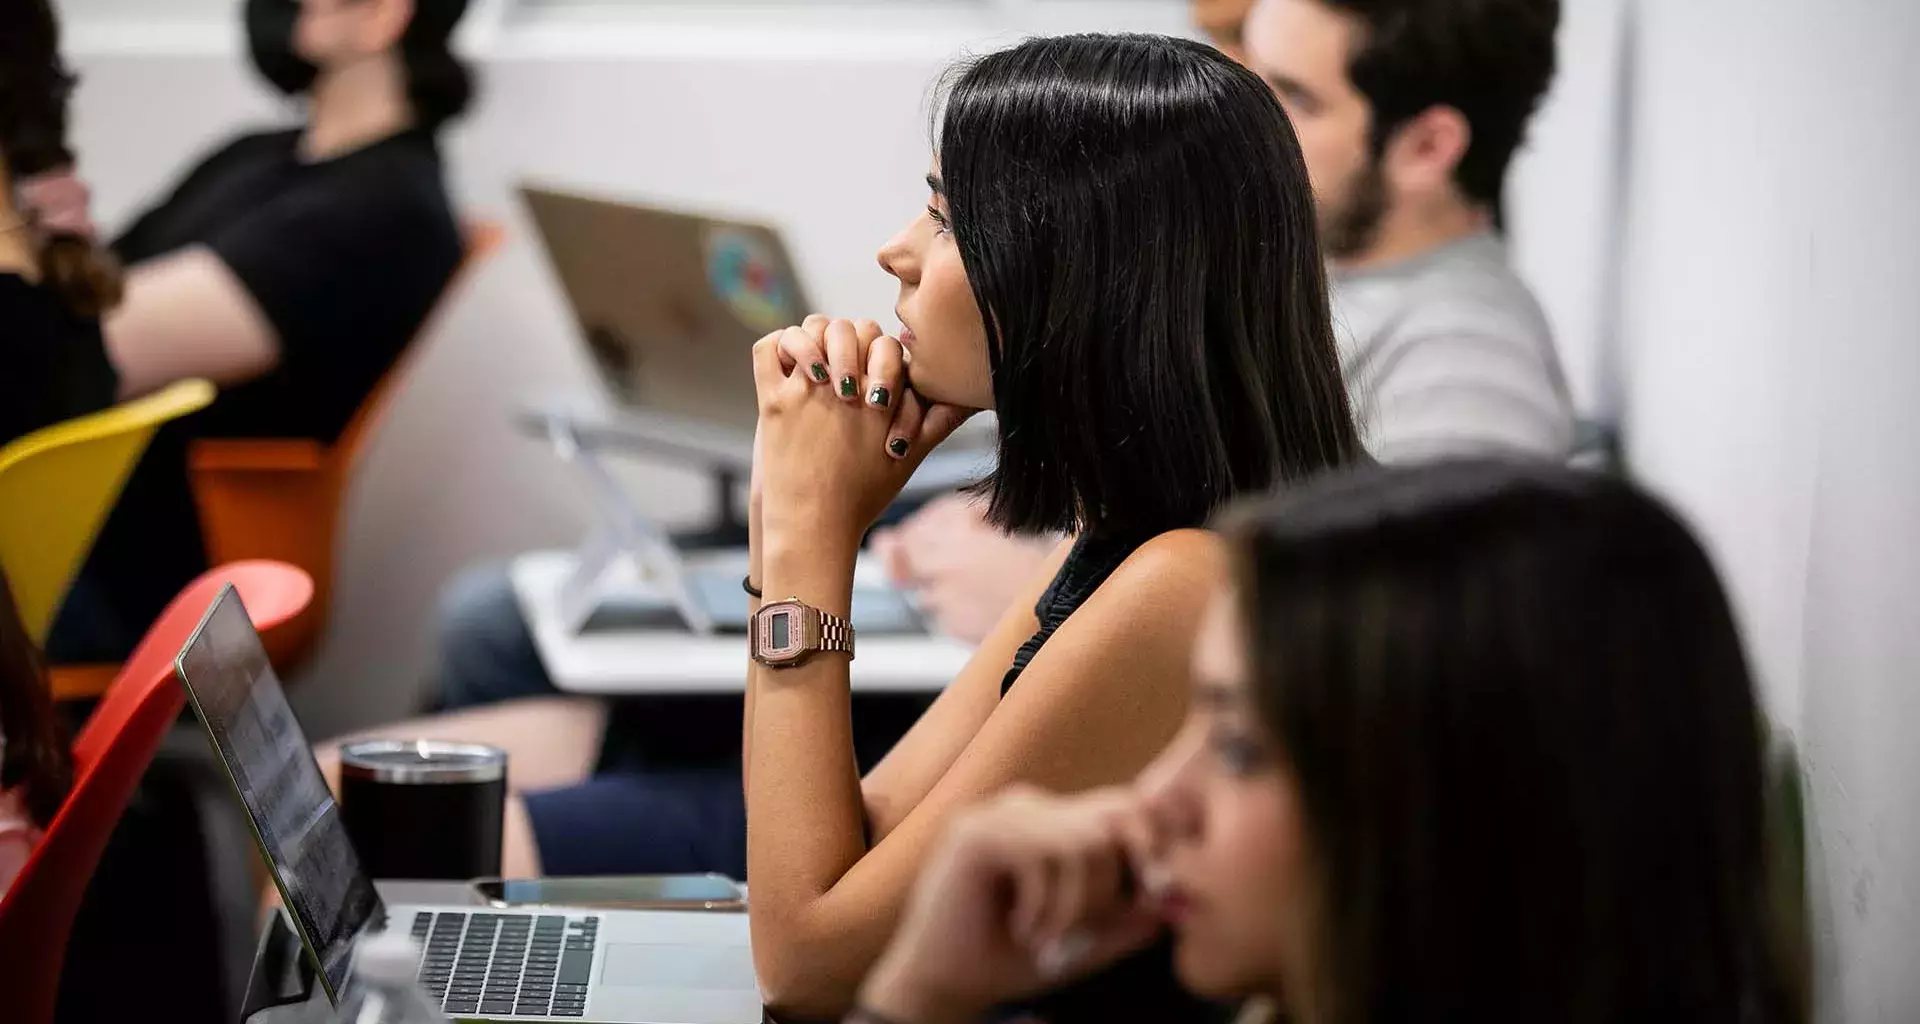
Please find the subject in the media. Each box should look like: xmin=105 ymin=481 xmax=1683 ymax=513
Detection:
xmin=0 ymin=561 xmax=313 ymax=1024
xmin=186 ymin=220 xmax=504 ymax=673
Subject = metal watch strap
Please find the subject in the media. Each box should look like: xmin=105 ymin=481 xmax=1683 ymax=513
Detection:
xmin=817 ymin=608 xmax=855 ymax=659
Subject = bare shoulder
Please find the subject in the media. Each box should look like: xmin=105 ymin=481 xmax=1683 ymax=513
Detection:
xmin=1105 ymin=529 xmax=1229 ymax=601
xmin=1045 ymin=529 xmax=1229 ymax=638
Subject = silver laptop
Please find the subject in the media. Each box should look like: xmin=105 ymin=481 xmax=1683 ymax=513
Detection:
xmin=520 ymin=184 xmax=811 ymax=437
xmin=176 ymin=585 xmax=765 ymax=1023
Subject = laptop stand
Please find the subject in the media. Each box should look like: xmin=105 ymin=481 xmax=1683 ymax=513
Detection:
xmin=530 ymin=407 xmax=719 ymax=637
xmin=516 ymin=401 xmax=998 ymax=642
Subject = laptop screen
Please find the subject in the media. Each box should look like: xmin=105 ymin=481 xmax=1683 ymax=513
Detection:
xmin=176 ymin=585 xmax=382 ymax=1002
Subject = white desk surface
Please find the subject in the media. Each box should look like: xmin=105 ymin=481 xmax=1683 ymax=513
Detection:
xmin=511 ymin=549 xmax=974 ymax=694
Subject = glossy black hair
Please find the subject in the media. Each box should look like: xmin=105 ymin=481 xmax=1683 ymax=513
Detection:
xmin=1226 ymin=459 xmax=1804 ymax=1024
xmin=936 ymin=33 xmax=1362 ymax=538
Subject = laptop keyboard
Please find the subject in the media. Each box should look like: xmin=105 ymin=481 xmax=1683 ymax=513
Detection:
xmin=411 ymin=911 xmax=600 ymax=1018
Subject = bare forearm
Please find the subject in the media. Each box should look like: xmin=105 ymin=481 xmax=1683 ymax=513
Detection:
xmin=747 ymin=540 xmax=867 ymax=906
xmin=745 ymin=540 xmax=882 ymax=1012
xmin=104 ymin=249 xmax=279 ymax=397
xmin=855 ymin=957 xmax=980 ymax=1024
xmin=743 ymin=494 xmax=763 ymax=787
xmin=742 ymin=612 xmax=759 ymax=788
xmin=856 ymin=964 xmax=975 ymax=1024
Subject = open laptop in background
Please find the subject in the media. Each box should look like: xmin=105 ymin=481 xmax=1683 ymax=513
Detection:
xmin=517 ymin=182 xmax=994 ymax=483
xmin=176 ymin=585 xmax=763 ymax=1024
xmin=520 ymin=185 xmax=806 ymax=438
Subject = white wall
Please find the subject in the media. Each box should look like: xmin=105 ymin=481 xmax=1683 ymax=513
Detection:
xmin=1620 ymin=0 xmax=1920 ymax=1020
xmin=1504 ymin=0 xmax=1627 ymax=416
xmin=1786 ymin=0 xmax=1920 ymax=1014
xmin=1616 ymin=0 xmax=1823 ymax=725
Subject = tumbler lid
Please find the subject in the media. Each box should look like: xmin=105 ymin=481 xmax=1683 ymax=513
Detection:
xmin=339 ymin=739 xmax=507 ymax=784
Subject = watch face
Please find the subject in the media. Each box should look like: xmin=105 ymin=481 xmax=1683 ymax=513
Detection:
xmin=755 ymin=601 xmax=808 ymax=664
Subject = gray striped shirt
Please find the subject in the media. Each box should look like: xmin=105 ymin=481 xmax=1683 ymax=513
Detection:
xmin=1330 ymin=232 xmax=1575 ymax=463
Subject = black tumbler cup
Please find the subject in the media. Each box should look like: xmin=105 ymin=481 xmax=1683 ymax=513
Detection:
xmin=339 ymin=740 xmax=507 ymax=880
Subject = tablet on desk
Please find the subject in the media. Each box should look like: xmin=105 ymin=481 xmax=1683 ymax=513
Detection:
xmin=579 ymin=567 xmax=925 ymax=636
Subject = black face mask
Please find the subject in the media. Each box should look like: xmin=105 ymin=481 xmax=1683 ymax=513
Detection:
xmin=246 ymin=0 xmax=318 ymax=96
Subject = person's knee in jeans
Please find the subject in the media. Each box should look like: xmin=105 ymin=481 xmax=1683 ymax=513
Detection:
xmin=433 ymin=561 xmax=556 ymax=711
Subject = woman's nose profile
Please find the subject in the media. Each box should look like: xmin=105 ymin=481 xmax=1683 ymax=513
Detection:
xmin=877 ymin=232 xmax=914 ymax=281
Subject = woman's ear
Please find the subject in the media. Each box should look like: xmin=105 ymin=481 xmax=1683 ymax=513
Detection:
xmin=1381 ymin=105 xmax=1472 ymax=200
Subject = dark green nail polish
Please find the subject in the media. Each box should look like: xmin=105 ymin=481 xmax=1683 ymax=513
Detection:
xmin=810 ymin=363 xmax=829 ymax=383
xmin=839 ymin=375 xmax=858 ymax=398
xmin=867 ymin=385 xmax=891 ymax=408
xmin=889 ymin=438 xmax=910 ymax=458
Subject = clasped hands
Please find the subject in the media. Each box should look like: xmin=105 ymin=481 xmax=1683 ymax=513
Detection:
xmin=750 ymin=315 xmax=974 ymax=556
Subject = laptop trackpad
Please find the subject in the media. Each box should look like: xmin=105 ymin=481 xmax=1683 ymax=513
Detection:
xmin=601 ymin=943 xmax=759 ymax=990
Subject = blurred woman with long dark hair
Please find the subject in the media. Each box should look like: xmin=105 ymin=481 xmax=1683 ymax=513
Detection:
xmin=863 ymin=460 xmax=1805 ymax=1024
xmin=0 ymin=0 xmax=122 ymax=447
xmin=0 ymin=568 xmax=70 ymax=896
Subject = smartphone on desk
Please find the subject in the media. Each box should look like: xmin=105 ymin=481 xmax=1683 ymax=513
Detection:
xmin=471 ymin=874 xmax=745 ymax=912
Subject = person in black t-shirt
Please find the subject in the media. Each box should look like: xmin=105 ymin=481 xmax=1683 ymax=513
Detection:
xmin=44 ymin=0 xmax=475 ymax=662
xmin=0 ymin=0 xmax=121 ymax=448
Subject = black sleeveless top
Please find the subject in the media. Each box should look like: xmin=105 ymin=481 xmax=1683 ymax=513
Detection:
xmin=993 ymin=531 xmax=1231 ymax=1024
xmin=1000 ymin=530 xmax=1146 ymax=696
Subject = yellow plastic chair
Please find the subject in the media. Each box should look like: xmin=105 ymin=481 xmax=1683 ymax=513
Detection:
xmin=0 ymin=379 xmax=216 ymax=646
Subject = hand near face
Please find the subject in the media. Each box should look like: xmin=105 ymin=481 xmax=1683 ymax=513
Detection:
xmin=16 ymin=167 xmax=98 ymax=241
xmin=752 ymin=316 xmax=975 ymax=548
xmin=859 ymin=787 xmax=1166 ymax=1024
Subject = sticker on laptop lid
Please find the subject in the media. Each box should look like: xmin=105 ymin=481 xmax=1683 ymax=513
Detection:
xmin=704 ymin=225 xmax=797 ymax=334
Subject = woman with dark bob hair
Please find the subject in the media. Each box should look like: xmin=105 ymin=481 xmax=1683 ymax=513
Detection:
xmin=322 ymin=32 xmax=1361 ymax=1020
xmin=738 ymin=30 xmax=1362 ymax=1017
xmin=862 ymin=460 xmax=1805 ymax=1024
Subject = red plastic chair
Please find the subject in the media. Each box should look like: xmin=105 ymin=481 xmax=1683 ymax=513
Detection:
xmin=0 ymin=560 xmax=314 ymax=1024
